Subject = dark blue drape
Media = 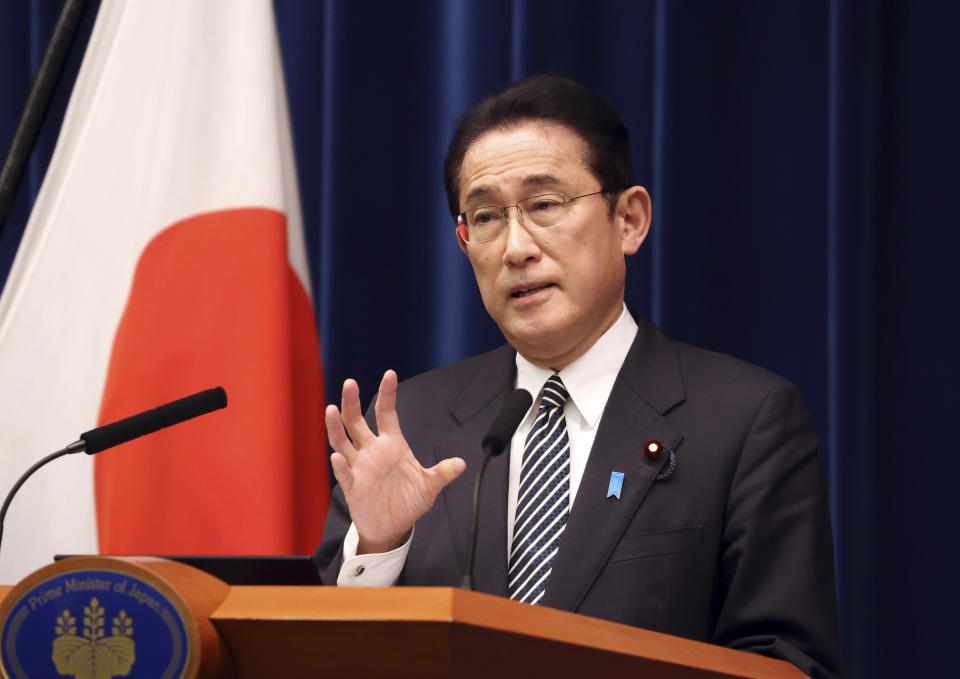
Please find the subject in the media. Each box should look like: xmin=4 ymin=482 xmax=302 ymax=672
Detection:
xmin=3 ymin=2 xmax=958 ymax=676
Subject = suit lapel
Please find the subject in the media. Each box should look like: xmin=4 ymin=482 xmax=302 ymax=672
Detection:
xmin=541 ymin=313 xmax=686 ymax=613
xmin=433 ymin=344 xmax=516 ymax=598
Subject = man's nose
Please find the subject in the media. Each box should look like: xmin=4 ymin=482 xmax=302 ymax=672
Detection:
xmin=502 ymin=207 xmax=541 ymax=265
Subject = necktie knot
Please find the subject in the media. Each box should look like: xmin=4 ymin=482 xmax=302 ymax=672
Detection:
xmin=540 ymin=374 xmax=569 ymax=410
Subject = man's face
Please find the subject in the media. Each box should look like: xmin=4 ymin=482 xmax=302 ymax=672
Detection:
xmin=457 ymin=122 xmax=649 ymax=369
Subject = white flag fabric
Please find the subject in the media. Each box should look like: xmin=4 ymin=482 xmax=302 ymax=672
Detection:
xmin=0 ymin=0 xmax=328 ymax=584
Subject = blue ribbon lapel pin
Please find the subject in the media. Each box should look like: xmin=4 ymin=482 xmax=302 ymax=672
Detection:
xmin=607 ymin=471 xmax=624 ymax=499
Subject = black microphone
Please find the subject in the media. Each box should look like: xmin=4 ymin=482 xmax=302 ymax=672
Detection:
xmin=0 ymin=387 xmax=228 ymax=558
xmin=462 ymin=388 xmax=532 ymax=590
xmin=80 ymin=386 xmax=227 ymax=454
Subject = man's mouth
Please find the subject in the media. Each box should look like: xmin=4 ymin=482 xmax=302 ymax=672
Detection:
xmin=511 ymin=283 xmax=555 ymax=298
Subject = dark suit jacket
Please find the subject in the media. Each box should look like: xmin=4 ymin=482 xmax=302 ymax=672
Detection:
xmin=315 ymin=312 xmax=843 ymax=678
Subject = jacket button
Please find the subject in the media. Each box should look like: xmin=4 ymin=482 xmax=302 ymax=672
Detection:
xmin=645 ymin=440 xmax=664 ymax=459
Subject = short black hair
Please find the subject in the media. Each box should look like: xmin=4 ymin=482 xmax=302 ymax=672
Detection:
xmin=443 ymin=74 xmax=634 ymax=218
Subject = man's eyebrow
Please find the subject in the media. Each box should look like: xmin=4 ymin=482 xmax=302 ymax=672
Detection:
xmin=521 ymin=174 xmax=563 ymax=187
xmin=464 ymin=186 xmax=491 ymax=204
xmin=464 ymin=175 xmax=565 ymax=205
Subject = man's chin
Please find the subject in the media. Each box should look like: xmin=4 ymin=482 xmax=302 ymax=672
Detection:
xmin=503 ymin=327 xmax=572 ymax=369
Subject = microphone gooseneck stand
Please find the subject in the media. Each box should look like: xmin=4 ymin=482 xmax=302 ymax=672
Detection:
xmin=0 ymin=386 xmax=227 ymax=560
xmin=0 ymin=440 xmax=86 ymax=555
xmin=461 ymin=388 xmax=533 ymax=590
xmin=461 ymin=446 xmax=495 ymax=591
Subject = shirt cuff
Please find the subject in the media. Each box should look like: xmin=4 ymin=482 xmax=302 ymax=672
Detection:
xmin=336 ymin=523 xmax=412 ymax=587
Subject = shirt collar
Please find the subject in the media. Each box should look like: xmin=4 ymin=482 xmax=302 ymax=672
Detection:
xmin=514 ymin=305 xmax=638 ymax=426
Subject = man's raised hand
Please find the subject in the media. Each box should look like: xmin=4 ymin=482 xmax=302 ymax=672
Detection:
xmin=325 ymin=370 xmax=466 ymax=554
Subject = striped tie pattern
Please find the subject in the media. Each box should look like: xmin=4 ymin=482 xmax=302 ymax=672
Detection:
xmin=508 ymin=374 xmax=571 ymax=604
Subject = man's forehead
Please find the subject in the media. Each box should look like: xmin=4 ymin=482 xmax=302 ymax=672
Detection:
xmin=458 ymin=122 xmax=592 ymax=204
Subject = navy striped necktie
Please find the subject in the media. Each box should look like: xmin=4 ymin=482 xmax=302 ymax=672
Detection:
xmin=508 ymin=374 xmax=571 ymax=604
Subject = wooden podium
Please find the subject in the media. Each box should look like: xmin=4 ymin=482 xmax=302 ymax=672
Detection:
xmin=0 ymin=557 xmax=804 ymax=678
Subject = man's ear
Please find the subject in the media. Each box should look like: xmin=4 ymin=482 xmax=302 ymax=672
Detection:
xmin=616 ymin=186 xmax=652 ymax=255
xmin=456 ymin=225 xmax=469 ymax=254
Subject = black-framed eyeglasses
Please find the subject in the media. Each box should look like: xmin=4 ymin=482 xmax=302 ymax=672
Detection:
xmin=456 ymin=191 xmax=607 ymax=244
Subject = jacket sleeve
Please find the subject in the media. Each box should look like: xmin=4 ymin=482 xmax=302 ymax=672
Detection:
xmin=312 ymin=483 xmax=351 ymax=585
xmin=713 ymin=381 xmax=844 ymax=678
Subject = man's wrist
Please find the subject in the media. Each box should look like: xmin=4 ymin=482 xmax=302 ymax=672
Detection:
xmin=339 ymin=523 xmax=411 ymax=587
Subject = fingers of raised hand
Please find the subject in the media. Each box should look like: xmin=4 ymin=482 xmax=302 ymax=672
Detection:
xmin=339 ymin=378 xmax=374 ymax=446
xmin=325 ymin=403 xmax=359 ymax=463
xmin=427 ymin=457 xmax=466 ymax=492
xmin=374 ymin=370 xmax=402 ymax=435
xmin=329 ymin=452 xmax=354 ymax=491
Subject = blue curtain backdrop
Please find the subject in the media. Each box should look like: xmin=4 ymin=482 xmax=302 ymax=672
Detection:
xmin=2 ymin=1 xmax=958 ymax=677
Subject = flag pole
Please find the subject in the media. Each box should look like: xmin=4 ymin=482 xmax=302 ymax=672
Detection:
xmin=0 ymin=0 xmax=89 ymax=236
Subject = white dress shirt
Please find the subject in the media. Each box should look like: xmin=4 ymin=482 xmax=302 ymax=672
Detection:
xmin=338 ymin=305 xmax=638 ymax=586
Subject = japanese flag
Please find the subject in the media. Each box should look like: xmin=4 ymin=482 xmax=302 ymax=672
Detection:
xmin=0 ymin=0 xmax=329 ymax=582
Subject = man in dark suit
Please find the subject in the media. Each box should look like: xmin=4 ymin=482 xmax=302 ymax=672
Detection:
xmin=314 ymin=75 xmax=843 ymax=678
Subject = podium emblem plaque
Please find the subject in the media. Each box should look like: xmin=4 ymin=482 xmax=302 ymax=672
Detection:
xmin=1 ymin=562 xmax=192 ymax=679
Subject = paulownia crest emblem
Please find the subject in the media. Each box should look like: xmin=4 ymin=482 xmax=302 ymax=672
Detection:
xmin=51 ymin=597 xmax=135 ymax=679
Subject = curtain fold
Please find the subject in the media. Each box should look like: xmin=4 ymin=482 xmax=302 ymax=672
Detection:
xmin=827 ymin=1 xmax=882 ymax=675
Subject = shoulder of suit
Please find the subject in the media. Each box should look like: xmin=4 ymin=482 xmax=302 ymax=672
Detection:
xmin=630 ymin=311 xmax=800 ymax=403
xmin=671 ymin=338 xmax=802 ymax=403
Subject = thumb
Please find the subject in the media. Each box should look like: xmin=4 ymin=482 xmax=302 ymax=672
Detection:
xmin=429 ymin=457 xmax=466 ymax=488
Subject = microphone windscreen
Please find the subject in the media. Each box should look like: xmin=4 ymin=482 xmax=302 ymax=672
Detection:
xmin=80 ymin=387 xmax=227 ymax=454
xmin=481 ymin=388 xmax=533 ymax=457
